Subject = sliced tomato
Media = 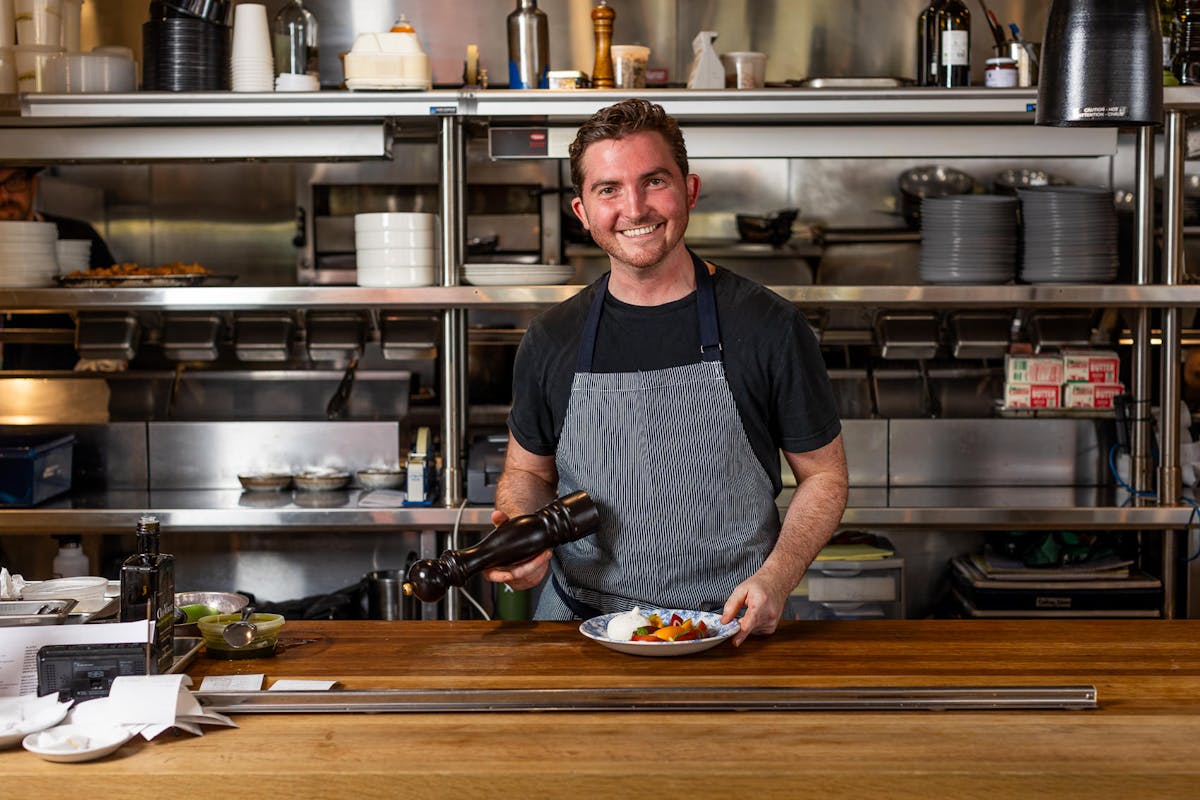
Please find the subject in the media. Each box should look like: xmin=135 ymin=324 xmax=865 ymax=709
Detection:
xmin=674 ymin=630 xmax=700 ymax=641
xmin=631 ymin=634 xmax=661 ymax=642
xmin=698 ymin=620 xmax=708 ymax=632
xmin=669 ymin=613 xmax=684 ymax=627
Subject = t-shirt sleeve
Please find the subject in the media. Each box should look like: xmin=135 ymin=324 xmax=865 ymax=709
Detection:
xmin=775 ymin=309 xmax=841 ymax=453
xmin=506 ymin=319 xmax=559 ymax=456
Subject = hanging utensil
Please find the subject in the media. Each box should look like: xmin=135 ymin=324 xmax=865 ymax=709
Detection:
xmin=325 ymin=356 xmax=359 ymax=420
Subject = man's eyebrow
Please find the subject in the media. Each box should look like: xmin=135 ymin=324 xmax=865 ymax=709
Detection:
xmin=586 ymin=167 xmax=673 ymax=191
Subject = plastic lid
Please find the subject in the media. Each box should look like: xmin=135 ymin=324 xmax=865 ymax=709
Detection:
xmin=986 ymin=57 xmax=1017 ymax=65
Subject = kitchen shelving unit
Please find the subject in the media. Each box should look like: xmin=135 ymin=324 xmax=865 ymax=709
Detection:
xmin=2 ymin=86 xmax=1197 ymax=615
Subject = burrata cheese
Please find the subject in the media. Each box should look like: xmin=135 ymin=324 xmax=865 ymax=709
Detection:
xmin=605 ymin=606 xmax=651 ymax=640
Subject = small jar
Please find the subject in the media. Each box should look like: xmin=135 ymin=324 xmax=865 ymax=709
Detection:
xmin=984 ymin=57 xmax=1018 ymax=88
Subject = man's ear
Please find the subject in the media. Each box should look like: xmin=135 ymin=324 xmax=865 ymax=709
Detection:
xmin=570 ymin=195 xmax=590 ymax=230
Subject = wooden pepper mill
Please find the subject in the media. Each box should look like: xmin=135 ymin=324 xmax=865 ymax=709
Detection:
xmin=402 ymin=491 xmax=600 ymax=603
xmin=591 ymin=0 xmax=615 ymax=89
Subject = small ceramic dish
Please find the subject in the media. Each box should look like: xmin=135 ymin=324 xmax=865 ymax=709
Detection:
xmin=238 ymin=473 xmax=293 ymax=492
xmin=23 ymin=723 xmax=134 ymax=762
xmin=0 ymin=695 xmax=72 ymax=749
xmin=294 ymin=471 xmax=351 ymax=492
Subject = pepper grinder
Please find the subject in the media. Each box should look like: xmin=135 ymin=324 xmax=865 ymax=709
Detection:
xmin=402 ymin=491 xmax=600 ymax=603
xmin=591 ymin=0 xmax=616 ymax=89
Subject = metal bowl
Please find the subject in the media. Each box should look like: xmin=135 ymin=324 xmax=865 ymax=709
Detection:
xmin=356 ymin=468 xmax=405 ymax=490
xmin=990 ymin=168 xmax=1071 ymax=196
xmin=294 ymin=471 xmax=351 ymax=492
xmin=897 ymin=165 xmax=976 ymax=229
xmin=174 ymin=590 xmax=249 ymax=636
xmin=238 ymin=473 xmax=292 ymax=492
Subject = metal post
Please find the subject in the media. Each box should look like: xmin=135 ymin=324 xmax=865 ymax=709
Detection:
xmin=1160 ymin=110 xmax=1186 ymax=618
xmin=439 ymin=115 xmax=466 ymax=620
xmin=1132 ymin=127 xmax=1155 ymax=503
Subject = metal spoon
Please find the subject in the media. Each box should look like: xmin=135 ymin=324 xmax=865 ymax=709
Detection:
xmin=221 ymin=606 xmax=257 ymax=648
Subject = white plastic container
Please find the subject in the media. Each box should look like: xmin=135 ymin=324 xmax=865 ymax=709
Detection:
xmin=14 ymin=0 xmax=60 ymax=46
xmin=13 ymin=43 xmax=63 ymax=92
xmin=354 ymin=212 xmax=436 ymax=232
xmin=0 ymin=0 xmax=14 ymax=48
xmin=610 ymin=44 xmax=649 ymax=89
xmin=21 ymin=575 xmax=107 ymax=612
xmin=721 ymin=51 xmax=767 ymax=89
xmin=51 ymin=537 xmax=88 ymax=578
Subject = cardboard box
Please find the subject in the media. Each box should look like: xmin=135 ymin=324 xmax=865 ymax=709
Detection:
xmin=1004 ymin=383 xmax=1060 ymax=409
xmin=1063 ymin=382 xmax=1124 ymax=409
xmin=1005 ymin=355 xmax=1063 ymax=385
xmin=1062 ymin=349 xmax=1120 ymax=384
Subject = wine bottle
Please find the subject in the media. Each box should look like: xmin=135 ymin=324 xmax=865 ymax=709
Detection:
xmin=938 ymin=0 xmax=971 ymax=87
xmin=916 ymin=0 xmax=945 ymax=86
xmin=1175 ymin=0 xmax=1200 ymax=84
xmin=119 ymin=514 xmax=176 ymax=674
xmin=1163 ymin=0 xmax=1181 ymax=85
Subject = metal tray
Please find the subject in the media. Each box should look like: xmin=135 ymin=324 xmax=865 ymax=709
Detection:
xmin=0 ymin=599 xmax=77 ymax=626
xmin=795 ymin=77 xmax=912 ymax=88
xmin=172 ymin=636 xmax=203 ymax=674
xmin=56 ymin=273 xmax=238 ymax=288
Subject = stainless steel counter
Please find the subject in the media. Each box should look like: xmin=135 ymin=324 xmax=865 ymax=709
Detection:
xmin=0 ymin=487 xmax=1187 ymax=533
xmin=4 ymin=284 xmax=1200 ymax=312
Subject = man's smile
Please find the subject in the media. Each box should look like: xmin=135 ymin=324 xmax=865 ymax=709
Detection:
xmin=619 ymin=222 xmax=662 ymax=238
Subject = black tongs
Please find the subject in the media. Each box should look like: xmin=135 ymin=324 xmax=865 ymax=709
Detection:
xmin=325 ymin=357 xmax=359 ymax=419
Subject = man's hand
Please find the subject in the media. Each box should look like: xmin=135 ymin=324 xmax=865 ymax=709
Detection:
xmin=480 ymin=508 xmax=553 ymax=590
xmin=720 ymin=572 xmax=790 ymax=647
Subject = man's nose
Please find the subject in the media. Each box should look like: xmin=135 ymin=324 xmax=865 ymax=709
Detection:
xmin=620 ymin=186 xmax=648 ymax=218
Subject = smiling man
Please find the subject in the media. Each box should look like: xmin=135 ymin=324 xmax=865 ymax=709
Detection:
xmin=483 ymin=99 xmax=848 ymax=646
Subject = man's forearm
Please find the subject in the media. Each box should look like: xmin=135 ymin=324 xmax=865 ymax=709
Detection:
xmin=494 ymin=467 xmax=557 ymax=519
xmin=758 ymin=471 xmax=849 ymax=593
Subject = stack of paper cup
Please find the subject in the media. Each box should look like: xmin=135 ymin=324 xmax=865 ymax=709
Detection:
xmin=14 ymin=0 xmax=59 ymax=45
xmin=0 ymin=221 xmax=59 ymax=287
xmin=54 ymin=238 xmax=89 ymax=273
xmin=229 ymin=3 xmax=273 ymax=92
xmin=354 ymin=213 xmax=436 ymax=287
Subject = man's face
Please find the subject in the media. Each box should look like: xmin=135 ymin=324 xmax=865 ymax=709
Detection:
xmin=0 ymin=168 xmax=35 ymax=221
xmin=570 ymin=130 xmax=699 ymax=271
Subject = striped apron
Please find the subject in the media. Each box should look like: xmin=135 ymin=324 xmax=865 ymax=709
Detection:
xmin=535 ymin=250 xmax=780 ymax=620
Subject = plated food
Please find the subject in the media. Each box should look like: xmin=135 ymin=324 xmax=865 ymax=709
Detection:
xmin=580 ymin=608 xmax=738 ymax=657
xmin=57 ymin=261 xmax=236 ymax=287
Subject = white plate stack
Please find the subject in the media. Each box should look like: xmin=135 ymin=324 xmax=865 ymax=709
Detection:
xmin=354 ymin=212 xmax=436 ymax=287
xmin=0 ymin=220 xmax=59 ymax=287
xmin=229 ymin=3 xmax=273 ymax=92
xmin=54 ymin=238 xmax=90 ymax=274
xmin=462 ymin=262 xmax=577 ymax=286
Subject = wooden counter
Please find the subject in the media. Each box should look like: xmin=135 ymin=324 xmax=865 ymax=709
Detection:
xmin=6 ymin=620 xmax=1200 ymax=798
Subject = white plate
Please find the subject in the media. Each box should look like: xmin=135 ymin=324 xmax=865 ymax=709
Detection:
xmin=0 ymin=695 xmax=72 ymax=749
xmin=23 ymin=722 xmax=134 ymax=763
xmin=579 ymin=609 xmax=739 ymax=657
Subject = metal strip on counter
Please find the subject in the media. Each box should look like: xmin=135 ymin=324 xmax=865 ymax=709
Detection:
xmin=196 ymin=685 xmax=1098 ymax=713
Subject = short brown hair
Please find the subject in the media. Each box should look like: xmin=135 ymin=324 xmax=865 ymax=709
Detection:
xmin=568 ymin=99 xmax=688 ymax=196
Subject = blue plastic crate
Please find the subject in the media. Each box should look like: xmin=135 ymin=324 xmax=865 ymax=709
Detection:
xmin=0 ymin=434 xmax=75 ymax=507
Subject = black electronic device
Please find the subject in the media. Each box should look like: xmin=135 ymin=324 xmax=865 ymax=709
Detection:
xmin=37 ymin=641 xmax=154 ymax=701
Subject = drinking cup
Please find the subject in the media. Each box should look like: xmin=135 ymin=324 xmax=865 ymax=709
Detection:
xmin=14 ymin=0 xmax=61 ymax=46
xmin=231 ymin=3 xmax=272 ymax=64
xmin=0 ymin=0 xmax=14 ymax=47
xmin=13 ymin=43 xmax=62 ymax=91
xmin=721 ymin=51 xmax=767 ymax=89
xmin=0 ymin=48 xmax=15 ymax=92
xmin=60 ymin=0 xmax=80 ymax=50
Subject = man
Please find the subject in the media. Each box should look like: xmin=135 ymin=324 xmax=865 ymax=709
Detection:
xmin=0 ymin=166 xmax=114 ymax=269
xmin=484 ymin=99 xmax=848 ymax=646
xmin=0 ymin=166 xmax=115 ymax=370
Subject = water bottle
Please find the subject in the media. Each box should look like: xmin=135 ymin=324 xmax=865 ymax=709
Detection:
xmin=273 ymin=0 xmax=319 ymax=77
xmin=507 ymin=0 xmax=549 ymax=89
xmin=51 ymin=535 xmax=89 ymax=578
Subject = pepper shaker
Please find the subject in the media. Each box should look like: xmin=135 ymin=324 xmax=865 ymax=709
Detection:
xmin=591 ymin=1 xmax=615 ymax=89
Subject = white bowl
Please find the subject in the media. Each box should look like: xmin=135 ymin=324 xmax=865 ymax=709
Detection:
xmin=356 ymin=265 xmax=435 ymax=287
xmin=354 ymin=212 xmax=436 ymax=232
xmin=357 ymin=247 xmax=434 ymax=270
xmin=355 ymin=228 xmax=434 ymax=250
xmin=23 ymin=723 xmax=134 ymax=763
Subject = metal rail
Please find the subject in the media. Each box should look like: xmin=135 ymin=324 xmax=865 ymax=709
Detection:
xmin=195 ymin=684 xmax=1098 ymax=713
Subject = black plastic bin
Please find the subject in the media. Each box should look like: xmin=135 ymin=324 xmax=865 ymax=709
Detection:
xmin=0 ymin=434 xmax=75 ymax=507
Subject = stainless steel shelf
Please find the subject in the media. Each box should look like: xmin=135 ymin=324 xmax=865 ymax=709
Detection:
xmin=20 ymin=91 xmax=465 ymax=120
xmin=4 ymin=284 xmax=1200 ymax=312
xmin=0 ymin=489 xmax=1189 ymax=533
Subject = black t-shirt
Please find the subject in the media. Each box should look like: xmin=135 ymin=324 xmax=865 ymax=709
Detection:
xmin=508 ymin=265 xmax=841 ymax=495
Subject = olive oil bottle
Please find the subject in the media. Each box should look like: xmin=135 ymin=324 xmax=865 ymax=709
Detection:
xmin=119 ymin=514 xmax=175 ymax=674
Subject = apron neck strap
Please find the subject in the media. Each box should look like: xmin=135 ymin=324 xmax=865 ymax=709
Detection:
xmin=576 ymin=249 xmax=722 ymax=373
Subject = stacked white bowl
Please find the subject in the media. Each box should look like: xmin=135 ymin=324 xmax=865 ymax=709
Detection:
xmin=229 ymin=3 xmax=273 ymax=92
xmin=0 ymin=220 xmax=58 ymax=287
xmin=54 ymin=238 xmax=90 ymax=273
xmin=354 ymin=212 xmax=436 ymax=287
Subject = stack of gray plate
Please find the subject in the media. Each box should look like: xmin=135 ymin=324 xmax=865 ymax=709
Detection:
xmin=1018 ymin=186 xmax=1118 ymax=283
xmin=919 ymin=195 xmax=1018 ymax=284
